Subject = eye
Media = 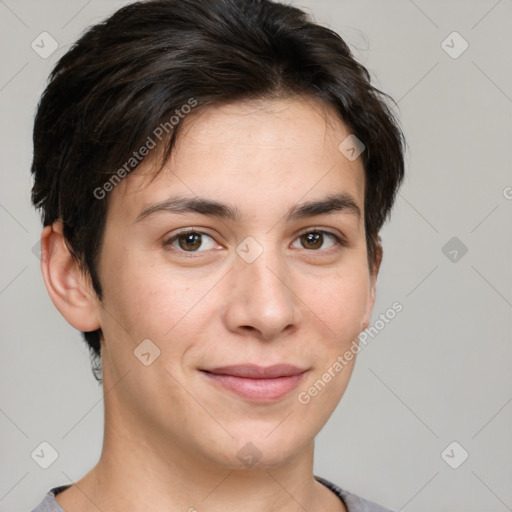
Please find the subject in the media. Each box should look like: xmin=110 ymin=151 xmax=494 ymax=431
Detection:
xmin=291 ymin=229 xmax=345 ymax=251
xmin=164 ymin=228 xmax=345 ymax=254
xmin=164 ymin=230 xmax=217 ymax=252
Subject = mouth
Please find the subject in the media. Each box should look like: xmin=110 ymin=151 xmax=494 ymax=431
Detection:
xmin=199 ymin=364 xmax=308 ymax=403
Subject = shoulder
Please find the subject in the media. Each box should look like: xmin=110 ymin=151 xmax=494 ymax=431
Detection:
xmin=30 ymin=485 xmax=69 ymax=512
xmin=315 ymin=476 xmax=397 ymax=512
xmin=33 ymin=479 xmax=397 ymax=512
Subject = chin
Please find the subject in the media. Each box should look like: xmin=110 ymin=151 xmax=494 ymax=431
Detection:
xmin=203 ymin=430 xmax=310 ymax=470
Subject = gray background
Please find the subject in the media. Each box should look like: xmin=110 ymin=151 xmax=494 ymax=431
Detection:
xmin=1 ymin=1 xmax=511 ymax=511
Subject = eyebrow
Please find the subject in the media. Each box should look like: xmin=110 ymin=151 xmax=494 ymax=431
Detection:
xmin=134 ymin=192 xmax=361 ymax=223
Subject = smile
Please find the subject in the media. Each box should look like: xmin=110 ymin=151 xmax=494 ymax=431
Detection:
xmin=200 ymin=364 xmax=308 ymax=403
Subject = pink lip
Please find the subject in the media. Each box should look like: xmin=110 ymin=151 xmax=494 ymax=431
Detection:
xmin=200 ymin=364 xmax=308 ymax=402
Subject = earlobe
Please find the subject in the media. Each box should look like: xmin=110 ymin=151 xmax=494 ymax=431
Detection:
xmin=40 ymin=221 xmax=101 ymax=333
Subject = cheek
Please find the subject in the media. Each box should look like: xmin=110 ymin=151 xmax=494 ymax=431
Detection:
xmin=99 ymin=249 xmax=220 ymax=357
xmin=104 ymin=270 xmax=187 ymax=338
xmin=296 ymin=269 xmax=369 ymax=419
xmin=308 ymin=265 xmax=371 ymax=339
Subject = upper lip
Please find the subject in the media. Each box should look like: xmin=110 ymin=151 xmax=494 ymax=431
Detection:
xmin=201 ymin=364 xmax=307 ymax=379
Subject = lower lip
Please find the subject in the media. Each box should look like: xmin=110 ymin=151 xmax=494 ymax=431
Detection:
xmin=201 ymin=371 xmax=307 ymax=402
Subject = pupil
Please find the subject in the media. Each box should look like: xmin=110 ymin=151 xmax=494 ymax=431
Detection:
xmin=179 ymin=233 xmax=201 ymax=251
xmin=303 ymin=232 xmax=322 ymax=249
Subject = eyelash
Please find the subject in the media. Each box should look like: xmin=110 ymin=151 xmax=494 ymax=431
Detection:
xmin=163 ymin=228 xmax=347 ymax=255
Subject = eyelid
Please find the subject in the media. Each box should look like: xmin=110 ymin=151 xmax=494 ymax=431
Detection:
xmin=295 ymin=226 xmax=347 ymax=243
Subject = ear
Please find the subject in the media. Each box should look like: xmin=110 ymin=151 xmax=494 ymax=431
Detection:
xmin=361 ymin=239 xmax=383 ymax=331
xmin=40 ymin=220 xmax=101 ymax=332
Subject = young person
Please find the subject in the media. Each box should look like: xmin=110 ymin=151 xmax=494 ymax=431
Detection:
xmin=30 ymin=1 xmax=405 ymax=511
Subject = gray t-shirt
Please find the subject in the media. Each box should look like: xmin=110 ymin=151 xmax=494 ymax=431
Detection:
xmin=31 ymin=476 xmax=396 ymax=512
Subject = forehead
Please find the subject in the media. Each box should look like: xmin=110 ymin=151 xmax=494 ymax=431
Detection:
xmin=107 ymin=96 xmax=366 ymax=223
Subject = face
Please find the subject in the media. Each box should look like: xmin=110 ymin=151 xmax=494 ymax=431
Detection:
xmin=94 ymin=96 xmax=378 ymax=469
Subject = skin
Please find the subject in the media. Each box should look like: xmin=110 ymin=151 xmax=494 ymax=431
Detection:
xmin=41 ymin=95 xmax=381 ymax=512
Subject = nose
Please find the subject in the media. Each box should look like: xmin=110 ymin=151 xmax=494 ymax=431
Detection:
xmin=223 ymin=245 xmax=303 ymax=341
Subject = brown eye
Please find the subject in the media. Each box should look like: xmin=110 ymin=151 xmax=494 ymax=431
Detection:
xmin=292 ymin=230 xmax=343 ymax=251
xmin=300 ymin=232 xmax=323 ymax=250
xmin=177 ymin=232 xmax=202 ymax=251
xmin=165 ymin=231 xmax=216 ymax=252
